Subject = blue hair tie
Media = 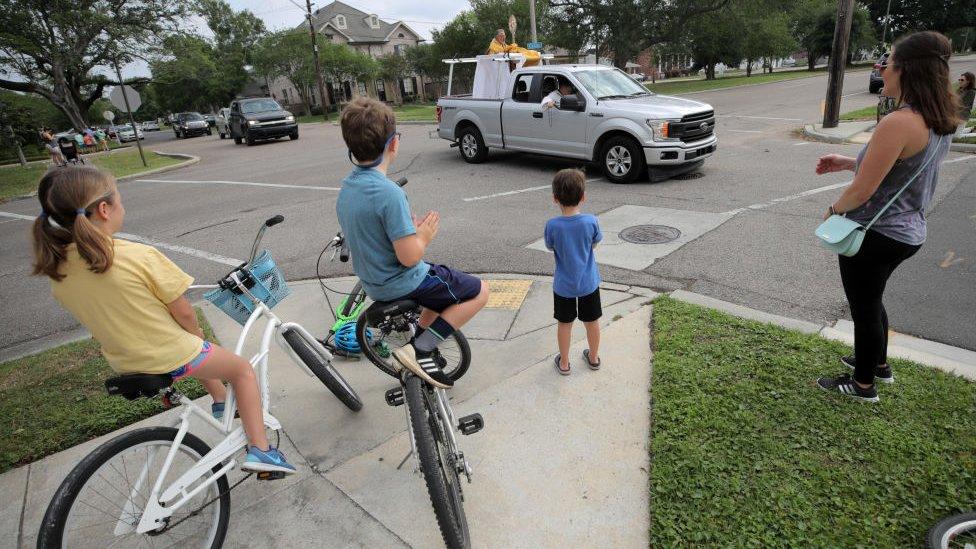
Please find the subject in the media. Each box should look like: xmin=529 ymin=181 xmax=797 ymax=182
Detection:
xmin=39 ymin=211 xmax=49 ymax=219
xmin=75 ymin=208 xmax=87 ymax=216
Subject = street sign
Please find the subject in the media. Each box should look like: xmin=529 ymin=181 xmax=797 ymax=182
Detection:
xmin=527 ymin=41 xmax=543 ymax=50
xmin=109 ymin=85 xmax=141 ymax=112
xmin=103 ymin=110 xmax=115 ymax=122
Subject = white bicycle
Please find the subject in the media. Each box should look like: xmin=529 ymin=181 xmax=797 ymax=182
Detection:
xmin=37 ymin=215 xmax=362 ymax=548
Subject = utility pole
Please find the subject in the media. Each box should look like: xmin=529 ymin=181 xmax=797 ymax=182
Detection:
xmin=822 ymin=0 xmax=855 ymax=128
xmin=113 ymin=59 xmax=148 ymax=167
xmin=529 ymin=0 xmax=537 ymax=44
xmin=881 ymin=0 xmax=892 ymax=47
xmin=304 ymin=0 xmax=330 ymax=122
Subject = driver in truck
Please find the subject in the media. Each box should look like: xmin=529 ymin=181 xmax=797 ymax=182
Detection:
xmin=541 ymin=77 xmax=576 ymax=111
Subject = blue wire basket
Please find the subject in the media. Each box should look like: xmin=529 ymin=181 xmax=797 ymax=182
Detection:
xmin=204 ymin=251 xmax=291 ymax=326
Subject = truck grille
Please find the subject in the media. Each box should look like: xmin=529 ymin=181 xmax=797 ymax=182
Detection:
xmin=671 ymin=110 xmax=715 ymax=142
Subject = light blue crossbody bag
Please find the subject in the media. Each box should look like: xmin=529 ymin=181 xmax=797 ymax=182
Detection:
xmin=815 ymin=134 xmax=944 ymax=257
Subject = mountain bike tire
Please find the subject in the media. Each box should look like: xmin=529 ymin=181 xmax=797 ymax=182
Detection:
xmin=355 ymin=312 xmax=471 ymax=381
xmin=403 ymin=374 xmax=470 ymax=549
xmin=927 ymin=512 xmax=976 ymax=548
xmin=283 ymin=328 xmax=363 ymax=412
xmin=38 ymin=427 xmax=230 ymax=549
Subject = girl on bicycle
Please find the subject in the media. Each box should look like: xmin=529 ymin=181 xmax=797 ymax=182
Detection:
xmin=31 ymin=166 xmax=295 ymax=475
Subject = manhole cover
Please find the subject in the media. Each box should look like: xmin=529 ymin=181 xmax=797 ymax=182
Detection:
xmin=618 ymin=225 xmax=681 ymax=244
xmin=672 ymin=172 xmax=705 ymax=180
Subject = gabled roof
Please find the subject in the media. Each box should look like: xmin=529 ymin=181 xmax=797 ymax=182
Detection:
xmin=308 ymin=1 xmax=420 ymax=44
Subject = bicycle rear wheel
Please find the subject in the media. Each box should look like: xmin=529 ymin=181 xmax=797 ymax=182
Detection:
xmin=283 ymin=327 xmax=363 ymax=412
xmin=403 ymin=374 xmax=470 ymax=549
xmin=928 ymin=512 xmax=976 ymax=548
xmin=38 ymin=427 xmax=230 ymax=549
xmin=356 ymin=312 xmax=471 ymax=381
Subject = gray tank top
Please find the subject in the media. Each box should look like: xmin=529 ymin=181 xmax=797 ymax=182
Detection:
xmin=850 ymin=123 xmax=950 ymax=245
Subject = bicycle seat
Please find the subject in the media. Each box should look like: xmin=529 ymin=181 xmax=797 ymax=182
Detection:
xmin=363 ymin=299 xmax=420 ymax=322
xmin=105 ymin=374 xmax=174 ymax=400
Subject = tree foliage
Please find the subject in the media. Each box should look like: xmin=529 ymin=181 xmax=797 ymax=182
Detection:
xmin=252 ymin=30 xmax=316 ymax=115
xmin=861 ymin=0 xmax=976 ymax=41
xmin=0 ymin=0 xmax=186 ymax=129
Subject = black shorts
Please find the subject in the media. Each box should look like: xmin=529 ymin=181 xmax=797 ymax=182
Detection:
xmin=553 ymin=288 xmax=602 ymax=323
xmin=397 ymin=264 xmax=482 ymax=313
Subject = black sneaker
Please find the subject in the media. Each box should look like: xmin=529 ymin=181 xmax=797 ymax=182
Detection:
xmin=817 ymin=374 xmax=879 ymax=403
xmin=841 ymin=356 xmax=894 ymax=384
xmin=393 ymin=344 xmax=453 ymax=389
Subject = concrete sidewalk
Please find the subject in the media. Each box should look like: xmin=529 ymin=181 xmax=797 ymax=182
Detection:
xmin=2 ymin=275 xmax=655 ymax=548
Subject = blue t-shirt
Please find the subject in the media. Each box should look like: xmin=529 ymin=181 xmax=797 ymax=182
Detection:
xmin=544 ymin=214 xmax=602 ymax=298
xmin=336 ymin=168 xmax=430 ymax=301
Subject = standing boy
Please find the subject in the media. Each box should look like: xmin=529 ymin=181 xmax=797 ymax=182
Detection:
xmin=335 ymin=97 xmax=489 ymax=388
xmin=545 ymin=169 xmax=603 ymax=375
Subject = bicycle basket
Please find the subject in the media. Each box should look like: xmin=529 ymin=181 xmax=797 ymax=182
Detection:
xmin=204 ymin=250 xmax=291 ymax=325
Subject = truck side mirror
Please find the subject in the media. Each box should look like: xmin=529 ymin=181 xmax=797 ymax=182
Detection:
xmin=560 ymin=94 xmax=586 ymax=112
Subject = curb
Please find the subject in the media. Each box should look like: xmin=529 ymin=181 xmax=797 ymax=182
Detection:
xmin=802 ymin=123 xmax=876 ymax=144
xmin=950 ymin=142 xmax=976 ymax=153
xmin=669 ymin=289 xmax=976 ymax=380
xmin=116 ymin=152 xmax=199 ymax=181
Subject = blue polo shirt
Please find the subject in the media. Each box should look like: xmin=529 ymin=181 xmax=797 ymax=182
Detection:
xmin=544 ymin=214 xmax=602 ymax=298
xmin=336 ymin=168 xmax=429 ymax=301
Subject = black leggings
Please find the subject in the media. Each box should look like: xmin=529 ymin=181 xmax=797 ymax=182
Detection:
xmin=838 ymin=230 xmax=920 ymax=385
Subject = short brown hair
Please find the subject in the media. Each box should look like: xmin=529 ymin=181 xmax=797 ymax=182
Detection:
xmin=552 ymin=168 xmax=585 ymax=206
xmin=340 ymin=97 xmax=396 ymax=163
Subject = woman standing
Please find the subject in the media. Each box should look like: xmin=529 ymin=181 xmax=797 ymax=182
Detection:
xmin=956 ymin=71 xmax=974 ymax=136
xmin=39 ymin=128 xmax=66 ymax=167
xmin=814 ymin=31 xmax=958 ymax=402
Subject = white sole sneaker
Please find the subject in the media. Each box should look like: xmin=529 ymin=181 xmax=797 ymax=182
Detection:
xmin=393 ymin=345 xmax=451 ymax=389
xmin=841 ymin=357 xmax=894 ymax=384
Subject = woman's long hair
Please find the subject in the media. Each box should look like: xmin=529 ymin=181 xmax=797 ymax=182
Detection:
xmin=961 ymin=72 xmax=976 ymax=92
xmin=32 ymin=167 xmax=117 ymax=281
xmin=891 ymin=31 xmax=961 ymax=135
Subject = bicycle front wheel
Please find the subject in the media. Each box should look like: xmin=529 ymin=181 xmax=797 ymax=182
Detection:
xmin=283 ymin=327 xmax=363 ymax=412
xmin=356 ymin=313 xmax=471 ymax=381
xmin=928 ymin=512 xmax=976 ymax=548
xmin=38 ymin=427 xmax=230 ymax=549
xmin=403 ymin=374 xmax=470 ymax=549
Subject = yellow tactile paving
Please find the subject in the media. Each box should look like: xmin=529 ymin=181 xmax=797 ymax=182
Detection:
xmin=485 ymin=279 xmax=533 ymax=310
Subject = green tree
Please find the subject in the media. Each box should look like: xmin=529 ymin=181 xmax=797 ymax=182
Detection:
xmin=740 ymin=2 xmax=797 ymax=75
xmin=195 ymin=0 xmax=266 ymax=110
xmin=809 ymin=4 xmax=876 ymax=67
xmin=862 ymin=0 xmax=976 ymax=41
xmin=320 ymin=43 xmax=361 ymax=110
xmin=149 ymin=35 xmax=220 ymax=113
xmin=379 ymin=53 xmax=410 ymax=105
xmin=252 ymin=30 xmax=316 ymax=115
xmin=407 ymin=43 xmax=448 ymax=98
xmin=790 ymin=0 xmax=833 ymax=70
xmin=686 ymin=8 xmax=745 ymax=79
xmin=0 ymin=0 xmax=186 ymax=130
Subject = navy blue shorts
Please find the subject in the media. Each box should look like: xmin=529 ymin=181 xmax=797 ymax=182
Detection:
xmin=397 ymin=264 xmax=482 ymax=313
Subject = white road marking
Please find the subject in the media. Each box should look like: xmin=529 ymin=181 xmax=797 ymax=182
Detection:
xmin=842 ymin=91 xmax=868 ymax=98
xmin=135 ymin=179 xmax=341 ymax=191
xmin=0 ymin=211 xmax=242 ymax=266
xmin=793 ymin=141 xmax=811 ymax=146
xmin=944 ymin=155 xmax=976 ymax=164
xmin=725 ymin=181 xmax=852 ymax=214
xmin=717 ymin=115 xmax=803 ymax=122
xmin=463 ymin=185 xmax=551 ymax=202
xmin=724 ymin=129 xmax=763 ymax=134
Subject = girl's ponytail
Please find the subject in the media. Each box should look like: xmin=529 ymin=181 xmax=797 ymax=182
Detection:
xmin=30 ymin=167 xmax=117 ymax=281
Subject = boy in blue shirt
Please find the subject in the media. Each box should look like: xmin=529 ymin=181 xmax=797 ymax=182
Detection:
xmin=336 ymin=98 xmax=489 ymax=388
xmin=544 ymin=169 xmax=603 ymax=375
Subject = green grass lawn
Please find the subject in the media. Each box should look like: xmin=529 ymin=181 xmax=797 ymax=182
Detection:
xmin=0 ymin=309 xmax=216 ymax=473
xmin=646 ymin=66 xmax=871 ymax=96
xmin=840 ymin=105 xmax=878 ymax=121
xmin=297 ymin=103 xmax=436 ymax=124
xmin=651 ymin=297 xmax=976 ymax=546
xmin=0 ymin=148 xmax=184 ymax=201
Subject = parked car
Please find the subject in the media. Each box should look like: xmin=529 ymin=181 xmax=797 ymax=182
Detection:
xmin=116 ymin=124 xmax=144 ymax=142
xmin=215 ymin=107 xmax=231 ymax=139
xmin=869 ymin=52 xmax=888 ymax=94
xmin=204 ymin=113 xmax=216 ymax=127
xmin=141 ymin=120 xmax=160 ymax=131
xmin=228 ymin=97 xmax=298 ymax=146
xmin=631 ymin=72 xmax=647 ymax=82
xmin=173 ymin=112 xmax=212 ymax=138
xmin=436 ymin=64 xmax=717 ymax=183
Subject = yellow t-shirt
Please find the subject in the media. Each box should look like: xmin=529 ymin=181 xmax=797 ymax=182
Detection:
xmin=51 ymin=239 xmax=204 ymax=374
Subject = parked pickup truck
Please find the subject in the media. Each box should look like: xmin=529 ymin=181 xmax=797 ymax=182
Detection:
xmin=436 ymin=64 xmax=717 ymax=183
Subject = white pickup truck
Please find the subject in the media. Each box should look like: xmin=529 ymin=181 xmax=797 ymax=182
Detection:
xmin=436 ymin=64 xmax=717 ymax=183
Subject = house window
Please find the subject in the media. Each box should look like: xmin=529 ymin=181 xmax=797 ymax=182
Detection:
xmin=358 ymin=82 xmax=367 ymax=96
xmin=368 ymin=15 xmax=379 ymax=28
xmin=394 ymin=44 xmax=405 ymax=56
xmin=375 ymin=80 xmax=386 ymax=102
xmin=335 ymin=15 xmax=346 ymax=29
xmin=397 ymin=33 xmax=405 ymax=38
xmin=402 ymin=78 xmax=414 ymax=94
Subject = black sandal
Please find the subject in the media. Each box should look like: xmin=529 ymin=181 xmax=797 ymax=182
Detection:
xmin=583 ymin=349 xmax=601 ymax=370
xmin=554 ymin=354 xmax=570 ymax=376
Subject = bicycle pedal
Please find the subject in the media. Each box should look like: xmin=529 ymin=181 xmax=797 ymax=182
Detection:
xmin=385 ymin=387 xmax=404 ymax=407
xmin=255 ymin=471 xmax=287 ymax=481
xmin=457 ymin=413 xmax=484 ymax=435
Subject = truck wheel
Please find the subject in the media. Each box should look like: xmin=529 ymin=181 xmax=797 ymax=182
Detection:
xmin=600 ymin=136 xmax=645 ymax=184
xmin=219 ymin=131 xmax=225 ymax=139
xmin=289 ymin=131 xmax=299 ymax=141
xmin=245 ymin=130 xmax=255 ymax=146
xmin=233 ymin=131 xmax=242 ymax=145
xmin=457 ymin=126 xmax=488 ymax=163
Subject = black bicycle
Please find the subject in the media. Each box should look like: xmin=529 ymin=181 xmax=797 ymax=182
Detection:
xmin=928 ymin=512 xmax=976 ymax=548
xmin=318 ymin=178 xmax=481 ymax=548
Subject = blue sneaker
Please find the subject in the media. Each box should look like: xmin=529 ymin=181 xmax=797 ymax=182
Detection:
xmin=211 ymin=402 xmax=225 ymax=419
xmin=241 ymin=446 xmax=296 ymax=475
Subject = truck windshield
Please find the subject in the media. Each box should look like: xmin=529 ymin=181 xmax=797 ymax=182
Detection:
xmin=574 ymin=69 xmax=650 ymax=100
xmin=242 ymin=99 xmax=282 ymax=113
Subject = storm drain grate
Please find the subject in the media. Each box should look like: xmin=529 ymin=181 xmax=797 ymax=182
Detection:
xmin=672 ymin=172 xmax=705 ymax=180
xmin=618 ymin=225 xmax=682 ymax=245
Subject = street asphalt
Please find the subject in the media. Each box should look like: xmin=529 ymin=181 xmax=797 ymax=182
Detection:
xmin=1 ymin=56 xmax=974 ymax=357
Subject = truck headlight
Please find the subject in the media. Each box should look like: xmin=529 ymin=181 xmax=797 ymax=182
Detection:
xmin=285 ymin=115 xmax=295 ymax=122
xmin=248 ymin=120 xmax=257 ymax=126
xmin=646 ymin=119 xmax=680 ymax=142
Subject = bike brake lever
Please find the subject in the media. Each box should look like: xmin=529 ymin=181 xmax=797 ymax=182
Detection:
xmin=329 ymin=246 xmax=339 ymax=261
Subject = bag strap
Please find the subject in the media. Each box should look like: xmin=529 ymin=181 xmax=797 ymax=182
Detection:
xmin=864 ymin=134 xmax=944 ymax=230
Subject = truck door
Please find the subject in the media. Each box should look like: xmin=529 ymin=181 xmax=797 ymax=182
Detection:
xmin=500 ymin=73 xmax=546 ymax=153
xmin=536 ymin=74 xmax=590 ymax=159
